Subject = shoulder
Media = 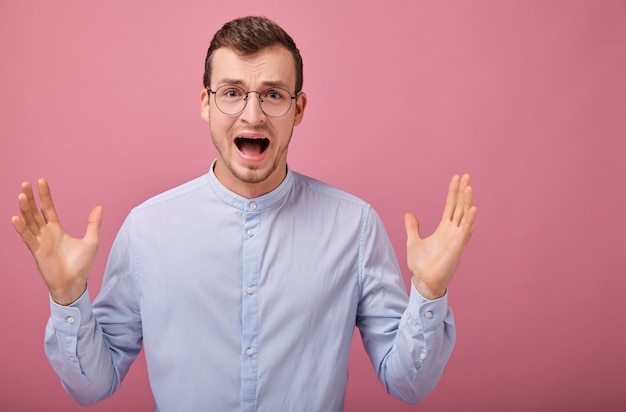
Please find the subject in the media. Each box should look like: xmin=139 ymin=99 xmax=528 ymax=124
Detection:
xmin=133 ymin=173 xmax=210 ymax=212
xmin=290 ymin=171 xmax=371 ymax=209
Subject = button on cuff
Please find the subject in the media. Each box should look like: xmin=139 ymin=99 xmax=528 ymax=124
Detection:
xmin=49 ymin=288 xmax=93 ymax=331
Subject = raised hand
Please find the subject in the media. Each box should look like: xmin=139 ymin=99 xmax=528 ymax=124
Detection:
xmin=11 ymin=179 xmax=103 ymax=305
xmin=404 ymin=174 xmax=477 ymax=300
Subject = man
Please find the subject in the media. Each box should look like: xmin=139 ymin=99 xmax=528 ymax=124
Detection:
xmin=11 ymin=16 xmax=476 ymax=411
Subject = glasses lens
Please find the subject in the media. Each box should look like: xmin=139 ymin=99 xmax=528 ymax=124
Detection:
xmin=214 ymin=85 xmax=294 ymax=117
xmin=214 ymin=85 xmax=246 ymax=115
xmin=258 ymin=88 xmax=292 ymax=117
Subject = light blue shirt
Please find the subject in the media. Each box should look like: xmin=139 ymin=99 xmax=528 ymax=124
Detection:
xmin=44 ymin=164 xmax=455 ymax=412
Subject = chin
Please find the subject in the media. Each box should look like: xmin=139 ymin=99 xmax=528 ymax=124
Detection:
xmin=234 ymin=165 xmax=273 ymax=185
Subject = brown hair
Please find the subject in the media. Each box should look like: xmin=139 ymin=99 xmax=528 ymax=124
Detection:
xmin=203 ymin=16 xmax=304 ymax=93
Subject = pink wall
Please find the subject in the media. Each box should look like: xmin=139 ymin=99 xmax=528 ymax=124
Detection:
xmin=1 ymin=1 xmax=625 ymax=411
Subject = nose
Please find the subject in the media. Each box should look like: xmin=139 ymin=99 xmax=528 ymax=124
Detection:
xmin=240 ymin=91 xmax=266 ymax=124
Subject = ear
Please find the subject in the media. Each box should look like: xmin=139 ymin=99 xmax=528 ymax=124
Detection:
xmin=200 ymin=89 xmax=210 ymax=123
xmin=293 ymin=92 xmax=307 ymax=126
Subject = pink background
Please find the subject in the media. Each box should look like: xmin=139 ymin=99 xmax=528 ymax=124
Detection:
xmin=1 ymin=1 xmax=625 ymax=411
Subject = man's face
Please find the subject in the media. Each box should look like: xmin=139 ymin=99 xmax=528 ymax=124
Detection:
xmin=200 ymin=45 xmax=307 ymax=198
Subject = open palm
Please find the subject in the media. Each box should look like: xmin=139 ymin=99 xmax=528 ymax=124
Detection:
xmin=404 ymin=174 xmax=477 ymax=300
xmin=11 ymin=179 xmax=103 ymax=305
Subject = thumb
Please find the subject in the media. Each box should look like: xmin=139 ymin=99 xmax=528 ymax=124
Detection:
xmin=84 ymin=206 xmax=104 ymax=243
xmin=404 ymin=212 xmax=421 ymax=243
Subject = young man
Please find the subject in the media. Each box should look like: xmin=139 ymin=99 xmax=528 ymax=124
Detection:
xmin=12 ymin=16 xmax=476 ymax=411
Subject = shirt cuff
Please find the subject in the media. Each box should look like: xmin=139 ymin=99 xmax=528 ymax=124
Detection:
xmin=49 ymin=288 xmax=93 ymax=333
xmin=408 ymin=282 xmax=449 ymax=327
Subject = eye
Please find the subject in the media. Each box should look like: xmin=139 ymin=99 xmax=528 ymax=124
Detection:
xmin=220 ymin=86 xmax=244 ymax=98
xmin=263 ymin=89 xmax=286 ymax=100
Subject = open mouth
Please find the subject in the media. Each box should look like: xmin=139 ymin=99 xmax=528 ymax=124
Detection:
xmin=235 ymin=137 xmax=270 ymax=156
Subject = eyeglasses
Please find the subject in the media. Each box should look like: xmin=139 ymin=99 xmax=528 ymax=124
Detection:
xmin=208 ymin=85 xmax=298 ymax=118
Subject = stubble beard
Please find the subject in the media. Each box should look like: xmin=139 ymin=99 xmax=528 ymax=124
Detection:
xmin=210 ymin=126 xmax=293 ymax=185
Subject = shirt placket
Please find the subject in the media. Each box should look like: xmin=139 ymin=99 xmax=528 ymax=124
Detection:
xmin=241 ymin=201 xmax=260 ymax=411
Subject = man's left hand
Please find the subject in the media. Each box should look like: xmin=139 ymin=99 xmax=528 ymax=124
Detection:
xmin=404 ymin=174 xmax=477 ymax=300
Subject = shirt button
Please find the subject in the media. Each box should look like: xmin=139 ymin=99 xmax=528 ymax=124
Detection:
xmin=66 ymin=316 xmax=75 ymax=324
xmin=424 ymin=311 xmax=433 ymax=319
xmin=249 ymin=202 xmax=257 ymax=210
xmin=245 ymin=348 xmax=254 ymax=356
xmin=69 ymin=356 xmax=77 ymax=362
xmin=246 ymin=287 xmax=254 ymax=295
xmin=247 ymin=230 xmax=254 ymax=237
xmin=419 ymin=353 xmax=426 ymax=360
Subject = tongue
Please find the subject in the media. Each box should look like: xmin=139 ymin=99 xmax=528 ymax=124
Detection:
xmin=239 ymin=139 xmax=264 ymax=156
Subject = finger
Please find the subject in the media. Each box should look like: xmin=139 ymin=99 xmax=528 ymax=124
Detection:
xmin=38 ymin=178 xmax=60 ymax=224
xmin=452 ymin=174 xmax=471 ymax=225
xmin=463 ymin=182 xmax=474 ymax=212
xmin=10 ymin=215 xmax=41 ymax=254
xmin=460 ymin=181 xmax=477 ymax=232
xmin=19 ymin=182 xmax=45 ymax=230
xmin=17 ymin=189 xmax=41 ymax=236
xmin=84 ymin=206 xmax=104 ymax=245
xmin=461 ymin=204 xmax=478 ymax=239
xmin=442 ymin=175 xmax=461 ymax=222
xmin=404 ymin=212 xmax=421 ymax=244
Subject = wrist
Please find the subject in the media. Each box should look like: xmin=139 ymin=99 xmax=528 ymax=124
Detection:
xmin=412 ymin=277 xmax=446 ymax=300
xmin=50 ymin=283 xmax=87 ymax=306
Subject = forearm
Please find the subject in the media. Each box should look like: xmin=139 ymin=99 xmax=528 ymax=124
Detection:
xmin=44 ymin=289 xmax=140 ymax=405
xmin=378 ymin=285 xmax=456 ymax=404
xmin=359 ymin=208 xmax=457 ymax=403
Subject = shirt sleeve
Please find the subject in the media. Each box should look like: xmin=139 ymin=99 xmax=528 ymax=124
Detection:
xmin=356 ymin=207 xmax=456 ymax=404
xmin=43 ymin=215 xmax=143 ymax=406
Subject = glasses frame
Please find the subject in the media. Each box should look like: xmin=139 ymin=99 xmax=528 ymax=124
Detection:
xmin=207 ymin=85 xmax=299 ymax=118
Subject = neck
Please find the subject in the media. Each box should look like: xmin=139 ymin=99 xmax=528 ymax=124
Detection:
xmin=213 ymin=160 xmax=287 ymax=199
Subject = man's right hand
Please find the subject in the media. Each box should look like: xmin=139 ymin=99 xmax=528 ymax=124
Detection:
xmin=11 ymin=179 xmax=103 ymax=306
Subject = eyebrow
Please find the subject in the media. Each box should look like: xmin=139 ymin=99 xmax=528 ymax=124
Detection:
xmin=216 ymin=78 xmax=292 ymax=91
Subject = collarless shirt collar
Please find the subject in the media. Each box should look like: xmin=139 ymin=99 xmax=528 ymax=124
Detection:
xmin=206 ymin=160 xmax=293 ymax=212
